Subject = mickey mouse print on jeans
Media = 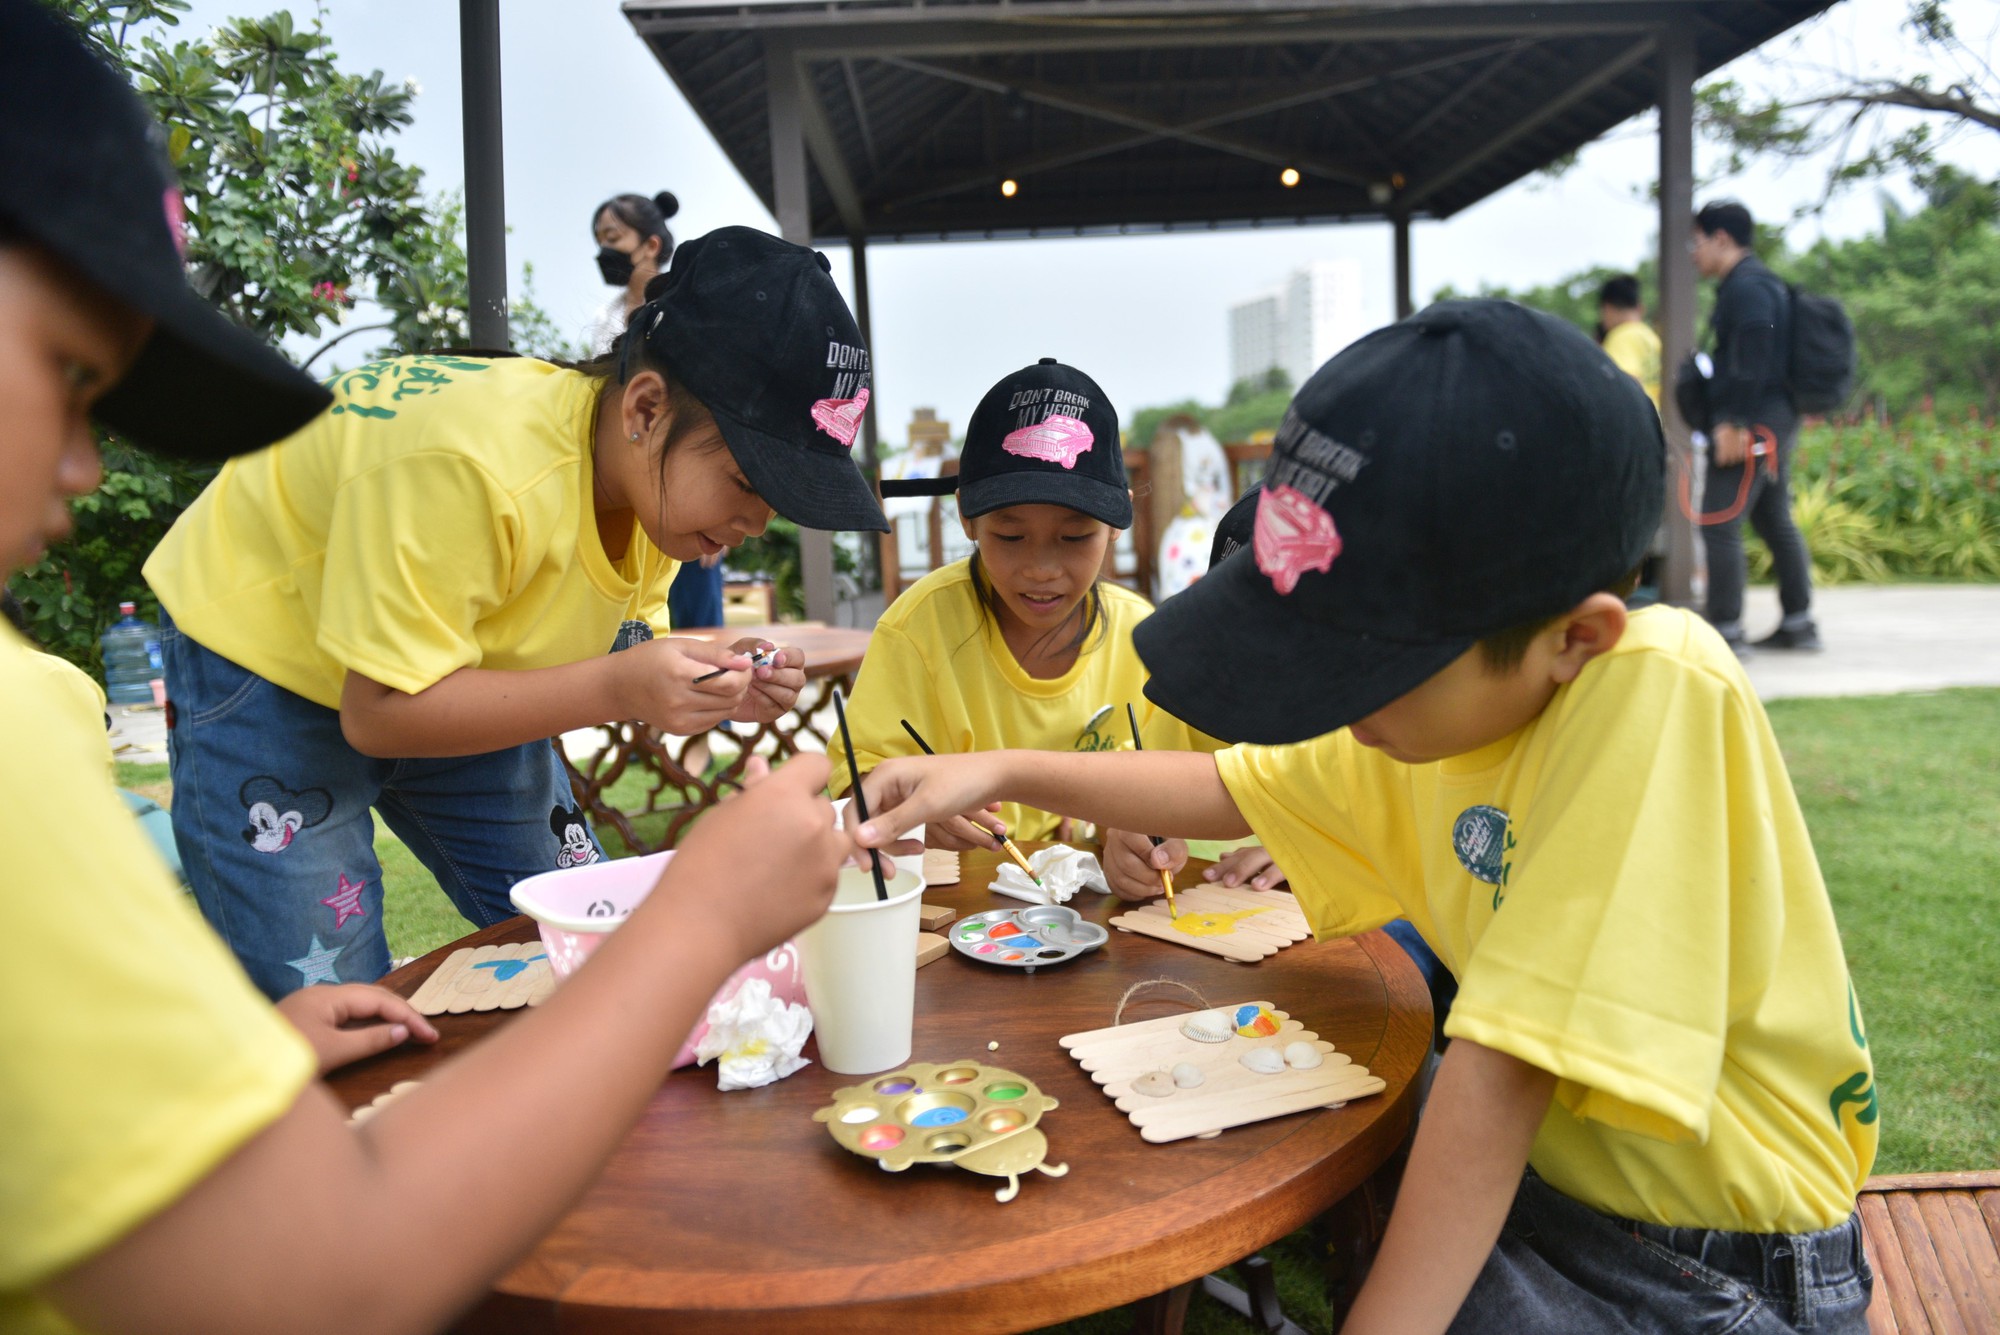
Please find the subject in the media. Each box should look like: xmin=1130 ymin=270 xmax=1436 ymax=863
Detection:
xmin=240 ymin=777 xmax=333 ymax=854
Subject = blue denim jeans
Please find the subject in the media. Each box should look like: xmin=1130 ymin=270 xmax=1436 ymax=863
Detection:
xmin=1448 ymin=1170 xmax=1872 ymax=1334
xmin=162 ymin=617 xmax=603 ymax=999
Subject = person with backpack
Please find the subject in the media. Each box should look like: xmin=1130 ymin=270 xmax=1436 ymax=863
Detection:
xmin=1691 ymin=200 xmax=1819 ymax=657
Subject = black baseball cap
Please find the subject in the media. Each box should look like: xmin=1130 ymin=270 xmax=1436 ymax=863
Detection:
xmin=629 ymin=226 xmax=888 ymax=533
xmin=1208 ymin=482 xmax=1262 ymax=570
xmin=0 ymin=1 xmax=331 ymax=460
xmin=1137 ymin=299 xmax=1664 ymax=746
xmin=957 ymin=359 xmax=1130 ymax=528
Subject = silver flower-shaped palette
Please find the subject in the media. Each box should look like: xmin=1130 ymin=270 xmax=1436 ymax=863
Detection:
xmin=950 ymin=906 xmax=1109 ymax=973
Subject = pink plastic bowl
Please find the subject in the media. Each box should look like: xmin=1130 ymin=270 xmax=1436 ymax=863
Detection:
xmin=508 ymin=852 xmax=805 ymax=1069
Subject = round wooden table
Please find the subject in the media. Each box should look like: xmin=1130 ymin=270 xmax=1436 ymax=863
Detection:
xmin=332 ymin=845 xmax=1432 ymax=1334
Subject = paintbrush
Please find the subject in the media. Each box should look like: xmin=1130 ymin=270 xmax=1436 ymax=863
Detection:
xmin=694 ymin=644 xmax=775 ymax=684
xmin=898 ymin=719 xmax=1041 ymax=888
xmin=1126 ymin=703 xmax=1177 ymax=920
xmin=834 ymin=687 xmax=888 ymax=902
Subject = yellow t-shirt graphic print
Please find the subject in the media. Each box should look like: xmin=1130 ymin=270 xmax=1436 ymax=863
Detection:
xmin=145 ymin=355 xmax=679 ymax=710
xmin=1219 ymin=606 xmax=1876 ymax=1234
xmin=831 ymin=561 xmax=1213 ymax=840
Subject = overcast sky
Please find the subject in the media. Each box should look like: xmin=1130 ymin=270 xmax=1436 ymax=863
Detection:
xmin=173 ymin=0 xmax=1999 ymax=441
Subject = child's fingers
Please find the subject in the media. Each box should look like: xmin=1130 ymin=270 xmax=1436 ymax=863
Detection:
xmin=321 ymin=1020 xmax=418 ymax=1074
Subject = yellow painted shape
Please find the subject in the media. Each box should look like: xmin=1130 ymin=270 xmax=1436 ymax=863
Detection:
xmin=1171 ymin=906 xmax=1272 ymax=937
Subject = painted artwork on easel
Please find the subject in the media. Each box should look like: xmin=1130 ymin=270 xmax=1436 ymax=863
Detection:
xmin=1107 ymin=884 xmax=1311 ymax=963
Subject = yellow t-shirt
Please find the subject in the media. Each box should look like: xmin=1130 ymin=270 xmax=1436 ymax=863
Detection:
xmin=0 ymin=625 xmax=316 ymax=1335
xmin=1217 ymin=606 xmax=1876 ymax=1233
xmin=145 ymin=355 xmax=679 ymax=710
xmin=831 ymin=560 xmax=1214 ymax=840
xmin=21 ymin=647 xmax=110 ymax=778
xmin=1603 ymin=319 xmax=1663 ymax=410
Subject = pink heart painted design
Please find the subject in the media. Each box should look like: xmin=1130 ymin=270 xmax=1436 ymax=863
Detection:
xmin=1000 ymin=413 xmax=1095 ymax=469
xmin=1253 ymin=484 xmax=1342 ymax=594
xmin=810 ymin=388 xmax=869 ymax=448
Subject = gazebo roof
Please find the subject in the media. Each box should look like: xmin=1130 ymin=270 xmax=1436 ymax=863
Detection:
xmin=623 ymin=0 xmax=1834 ymax=243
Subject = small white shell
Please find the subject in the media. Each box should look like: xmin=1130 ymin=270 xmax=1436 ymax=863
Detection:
xmin=1180 ymin=1009 xmax=1234 ymax=1043
xmin=1171 ymin=1061 xmax=1206 ymax=1089
xmin=1283 ymin=1041 xmax=1324 ymax=1070
xmin=1239 ymin=1047 xmax=1286 ymax=1075
xmin=1133 ymin=1070 xmax=1177 ymax=1097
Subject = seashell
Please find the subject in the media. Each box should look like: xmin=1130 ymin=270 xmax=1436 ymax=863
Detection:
xmin=1283 ymin=1041 xmax=1324 ymax=1070
xmin=1180 ymin=1009 xmax=1234 ymax=1043
xmin=1132 ymin=1070 xmax=1177 ymax=1098
xmin=1239 ymin=1047 xmax=1286 ymax=1075
xmin=1171 ymin=1062 xmax=1206 ymax=1089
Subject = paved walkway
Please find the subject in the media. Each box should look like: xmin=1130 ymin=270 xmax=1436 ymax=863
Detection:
xmin=1738 ymin=584 xmax=2000 ymax=700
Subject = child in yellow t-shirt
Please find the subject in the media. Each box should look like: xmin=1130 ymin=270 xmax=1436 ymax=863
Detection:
xmin=2 ymin=11 xmax=850 ymax=1330
xmin=143 ymin=225 xmax=888 ymax=999
xmin=854 ymin=303 xmax=1876 ymax=1333
xmin=831 ymin=358 xmax=1200 ymax=851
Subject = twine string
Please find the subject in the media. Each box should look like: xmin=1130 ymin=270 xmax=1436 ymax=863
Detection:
xmin=1112 ymin=977 xmax=1214 ymax=1028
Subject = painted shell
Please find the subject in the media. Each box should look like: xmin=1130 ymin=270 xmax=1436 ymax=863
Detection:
xmin=1180 ymin=1009 xmax=1235 ymax=1043
xmin=1171 ymin=1062 xmax=1206 ymax=1089
xmin=1239 ymin=1047 xmax=1287 ymax=1075
xmin=1283 ymin=1041 xmax=1324 ymax=1070
xmin=1132 ymin=1070 xmax=1178 ymax=1098
xmin=1231 ymin=1003 xmax=1281 ymax=1038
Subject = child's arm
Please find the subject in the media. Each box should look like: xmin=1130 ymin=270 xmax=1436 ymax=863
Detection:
xmin=43 ymin=756 xmax=850 ymax=1335
xmin=339 ymin=635 xmax=760 ymax=758
xmin=854 ymin=749 xmax=1251 ymax=850
xmin=1339 ymin=1038 xmax=1555 ymax=1335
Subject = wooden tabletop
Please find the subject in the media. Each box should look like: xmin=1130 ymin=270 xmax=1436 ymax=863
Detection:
xmin=331 ymin=846 xmax=1432 ymax=1334
xmin=679 ymin=621 xmax=872 ymax=678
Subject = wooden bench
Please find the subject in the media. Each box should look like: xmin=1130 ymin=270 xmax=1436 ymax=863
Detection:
xmin=1860 ymin=1171 xmax=2000 ymax=1333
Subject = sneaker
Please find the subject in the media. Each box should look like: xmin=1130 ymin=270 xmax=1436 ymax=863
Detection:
xmin=1754 ymin=623 xmax=1823 ymax=652
xmin=1717 ymin=631 xmax=1753 ymax=662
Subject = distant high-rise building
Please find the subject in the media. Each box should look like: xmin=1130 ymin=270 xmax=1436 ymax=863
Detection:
xmin=1228 ymin=260 xmax=1364 ymax=392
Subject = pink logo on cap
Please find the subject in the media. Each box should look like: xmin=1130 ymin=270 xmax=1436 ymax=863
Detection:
xmin=1254 ymin=484 xmax=1342 ymax=595
xmin=162 ymin=187 xmax=188 ymax=259
xmin=810 ymin=387 xmax=869 ymax=448
xmin=1001 ymin=413 xmax=1094 ymax=469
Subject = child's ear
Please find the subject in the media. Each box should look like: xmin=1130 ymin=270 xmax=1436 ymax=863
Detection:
xmin=1548 ymin=593 xmax=1628 ymax=684
xmin=621 ymin=370 xmax=670 ymax=447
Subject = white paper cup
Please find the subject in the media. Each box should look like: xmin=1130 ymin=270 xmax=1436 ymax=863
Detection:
xmin=797 ymin=862 xmax=924 ymax=1074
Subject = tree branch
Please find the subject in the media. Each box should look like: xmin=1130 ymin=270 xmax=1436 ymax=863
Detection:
xmin=301 ymin=319 xmax=393 ymax=371
xmin=1796 ymin=84 xmax=2000 ymax=134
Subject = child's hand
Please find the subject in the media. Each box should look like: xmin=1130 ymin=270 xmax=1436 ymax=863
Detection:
xmin=729 ymin=639 xmax=806 ymax=726
xmin=274 ymin=983 xmax=439 ymax=1076
xmin=925 ymin=805 xmax=1008 ymax=852
xmin=851 ymin=753 xmax=1005 ymax=852
xmin=1204 ymin=844 xmax=1288 ymax=890
xmin=661 ymin=753 xmax=848 ymax=960
xmin=615 ymin=637 xmax=756 ymax=736
xmin=1102 ymin=829 xmax=1188 ymax=902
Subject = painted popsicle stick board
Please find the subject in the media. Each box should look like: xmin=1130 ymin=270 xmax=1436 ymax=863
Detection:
xmin=408 ymin=942 xmax=553 ymax=1015
xmin=1060 ymin=999 xmax=1382 ymax=1143
xmin=1107 ymin=884 xmax=1311 ymax=963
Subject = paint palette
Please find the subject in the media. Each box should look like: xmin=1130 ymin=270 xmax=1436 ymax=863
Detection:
xmin=949 ymin=905 xmax=1108 ymax=972
xmin=813 ymin=1060 xmax=1068 ymax=1202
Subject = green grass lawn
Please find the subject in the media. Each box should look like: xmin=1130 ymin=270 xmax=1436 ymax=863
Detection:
xmin=119 ymin=689 xmax=1999 ymax=1334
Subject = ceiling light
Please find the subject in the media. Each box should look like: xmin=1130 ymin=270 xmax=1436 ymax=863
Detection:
xmin=1000 ymin=178 xmax=1019 ymax=198
xmin=1280 ymin=167 xmax=1301 ymax=188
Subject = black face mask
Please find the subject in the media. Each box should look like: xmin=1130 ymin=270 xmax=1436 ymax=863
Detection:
xmin=596 ymin=244 xmax=636 ymax=287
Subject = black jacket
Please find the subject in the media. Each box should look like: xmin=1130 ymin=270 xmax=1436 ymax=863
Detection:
xmin=1706 ymin=254 xmax=1796 ymax=432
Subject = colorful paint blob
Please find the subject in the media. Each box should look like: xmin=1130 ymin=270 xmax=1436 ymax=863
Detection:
xmin=1172 ymin=906 xmax=1274 ymax=938
xmin=873 ymin=1078 xmax=918 ymax=1095
xmin=838 ymin=1105 xmax=880 ymax=1124
xmin=859 ymin=1124 xmax=905 ymax=1149
xmin=983 ymin=1083 xmax=1027 ymax=1101
xmin=1232 ymin=1004 xmax=1280 ymax=1038
xmin=975 ymin=943 xmax=999 ymax=955
xmin=908 ymin=1105 xmax=970 ymax=1128
xmin=1000 ymin=951 xmax=1024 ymax=962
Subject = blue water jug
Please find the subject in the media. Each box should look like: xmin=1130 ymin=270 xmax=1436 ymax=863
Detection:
xmin=101 ymin=600 xmax=163 ymax=705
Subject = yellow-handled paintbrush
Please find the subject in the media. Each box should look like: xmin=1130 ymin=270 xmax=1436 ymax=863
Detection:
xmin=1125 ymin=703 xmax=1176 ymax=920
xmin=899 ymin=719 xmax=1041 ymax=889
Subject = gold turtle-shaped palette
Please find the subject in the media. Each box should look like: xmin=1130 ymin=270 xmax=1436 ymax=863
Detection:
xmin=813 ymin=1060 xmax=1069 ymax=1202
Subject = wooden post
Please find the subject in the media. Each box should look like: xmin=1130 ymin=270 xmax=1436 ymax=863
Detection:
xmin=767 ymin=39 xmax=838 ymax=624
xmin=1657 ymin=27 xmax=1700 ymax=608
xmin=1392 ymin=213 xmax=1413 ymax=320
xmin=459 ymin=0 xmax=508 ymax=349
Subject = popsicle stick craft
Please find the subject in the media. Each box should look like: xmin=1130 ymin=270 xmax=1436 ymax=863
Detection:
xmin=348 ymin=1080 xmax=420 ymax=1125
xmin=406 ymin=942 xmax=554 ymax=1015
xmin=1060 ymin=994 xmax=1384 ymax=1143
xmin=1107 ymin=883 xmax=1312 ymax=963
xmin=920 ymin=850 xmax=961 ymax=888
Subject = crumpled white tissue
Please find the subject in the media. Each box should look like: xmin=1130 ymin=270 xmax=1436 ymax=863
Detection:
xmin=992 ymin=843 xmax=1108 ymax=905
xmin=693 ymin=976 xmax=813 ymax=1090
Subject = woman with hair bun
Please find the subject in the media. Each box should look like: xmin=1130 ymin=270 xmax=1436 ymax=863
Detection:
xmin=589 ymin=189 xmax=680 ymax=355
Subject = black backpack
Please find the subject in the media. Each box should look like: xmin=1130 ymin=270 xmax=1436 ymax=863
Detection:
xmin=1787 ymin=285 xmax=1857 ymax=415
